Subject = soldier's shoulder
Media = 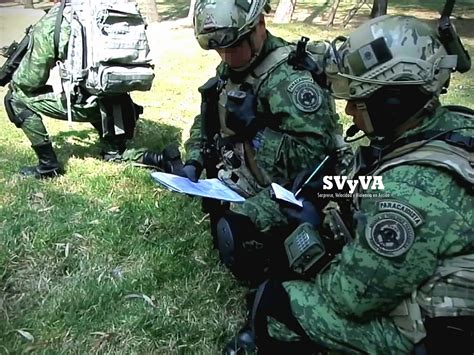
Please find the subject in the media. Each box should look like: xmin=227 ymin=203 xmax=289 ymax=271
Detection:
xmin=263 ymin=58 xmax=312 ymax=88
xmin=379 ymin=164 xmax=468 ymax=211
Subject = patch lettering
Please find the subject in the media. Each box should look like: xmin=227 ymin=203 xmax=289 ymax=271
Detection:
xmin=378 ymin=200 xmax=423 ymax=227
xmin=288 ymin=78 xmax=321 ymax=113
xmin=365 ymin=212 xmax=415 ymax=258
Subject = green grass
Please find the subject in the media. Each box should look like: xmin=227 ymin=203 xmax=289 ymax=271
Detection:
xmin=1 ymin=2 xmax=474 ymax=354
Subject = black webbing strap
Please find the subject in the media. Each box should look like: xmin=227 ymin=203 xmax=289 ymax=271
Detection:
xmin=53 ymin=0 xmax=67 ymax=61
xmin=389 ymin=129 xmax=474 ymax=153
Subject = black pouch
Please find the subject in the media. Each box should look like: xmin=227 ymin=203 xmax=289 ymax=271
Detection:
xmin=99 ymin=94 xmax=139 ymax=140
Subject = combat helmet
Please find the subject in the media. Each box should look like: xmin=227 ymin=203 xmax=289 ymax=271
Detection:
xmin=194 ymin=0 xmax=271 ymax=50
xmin=327 ymin=15 xmax=457 ymax=135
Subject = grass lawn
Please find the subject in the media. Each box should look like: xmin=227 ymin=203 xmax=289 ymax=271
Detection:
xmin=0 ymin=1 xmax=473 ymax=353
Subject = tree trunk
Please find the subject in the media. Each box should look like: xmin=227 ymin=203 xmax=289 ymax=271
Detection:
xmin=326 ymin=0 xmax=341 ymax=27
xmin=24 ymin=0 xmax=34 ymax=8
xmin=273 ymin=0 xmax=297 ymax=24
xmin=187 ymin=0 xmax=196 ymax=25
xmin=370 ymin=0 xmax=388 ymax=18
xmin=136 ymin=0 xmax=160 ymax=24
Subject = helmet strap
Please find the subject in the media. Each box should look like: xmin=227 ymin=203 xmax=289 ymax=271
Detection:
xmin=356 ymin=102 xmax=375 ymax=136
xmin=230 ymin=29 xmax=263 ymax=73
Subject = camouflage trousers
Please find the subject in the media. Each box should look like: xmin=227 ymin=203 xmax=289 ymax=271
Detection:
xmin=265 ymin=279 xmax=413 ymax=354
xmin=8 ymin=88 xmax=146 ymax=162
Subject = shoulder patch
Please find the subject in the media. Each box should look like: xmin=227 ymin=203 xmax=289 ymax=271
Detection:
xmin=288 ymin=78 xmax=321 ymax=113
xmin=365 ymin=212 xmax=415 ymax=258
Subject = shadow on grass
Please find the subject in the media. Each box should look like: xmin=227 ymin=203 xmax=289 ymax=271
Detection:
xmin=301 ymin=0 xmax=332 ymax=24
xmin=156 ymin=0 xmax=189 ymax=21
xmin=51 ymin=118 xmax=182 ymax=166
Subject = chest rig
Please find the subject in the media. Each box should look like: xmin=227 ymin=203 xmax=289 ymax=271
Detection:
xmin=215 ymin=46 xmax=294 ymax=198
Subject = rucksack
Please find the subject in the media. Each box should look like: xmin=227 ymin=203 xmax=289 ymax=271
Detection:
xmin=56 ymin=0 xmax=155 ymax=96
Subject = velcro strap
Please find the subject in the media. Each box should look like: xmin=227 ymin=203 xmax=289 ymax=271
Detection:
xmin=439 ymin=55 xmax=458 ymax=69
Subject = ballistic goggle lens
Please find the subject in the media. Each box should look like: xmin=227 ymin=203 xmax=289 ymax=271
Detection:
xmin=196 ymin=28 xmax=241 ymax=50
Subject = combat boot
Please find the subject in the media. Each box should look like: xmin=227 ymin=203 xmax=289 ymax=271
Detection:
xmin=100 ymin=138 xmax=126 ymax=162
xmin=141 ymin=143 xmax=183 ymax=173
xmin=223 ymin=326 xmax=256 ymax=354
xmin=20 ymin=142 xmax=63 ymax=179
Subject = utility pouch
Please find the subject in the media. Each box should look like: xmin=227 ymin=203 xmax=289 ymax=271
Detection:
xmin=0 ymin=26 xmax=31 ymax=87
xmin=284 ymin=223 xmax=326 ymax=275
xmin=99 ymin=95 xmax=138 ymax=139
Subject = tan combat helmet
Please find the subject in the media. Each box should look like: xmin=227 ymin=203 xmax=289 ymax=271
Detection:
xmin=194 ymin=0 xmax=270 ymax=50
xmin=328 ymin=15 xmax=457 ymax=101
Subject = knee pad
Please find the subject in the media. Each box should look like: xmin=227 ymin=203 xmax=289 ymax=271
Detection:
xmin=4 ymin=90 xmax=28 ymax=128
xmin=216 ymin=211 xmax=267 ymax=284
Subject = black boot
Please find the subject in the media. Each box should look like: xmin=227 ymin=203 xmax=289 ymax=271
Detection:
xmin=20 ymin=142 xmax=63 ymax=179
xmin=223 ymin=326 xmax=256 ymax=355
xmin=142 ymin=143 xmax=183 ymax=173
xmin=100 ymin=137 xmax=127 ymax=162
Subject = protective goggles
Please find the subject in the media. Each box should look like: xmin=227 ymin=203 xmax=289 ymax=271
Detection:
xmin=196 ymin=27 xmax=249 ymax=50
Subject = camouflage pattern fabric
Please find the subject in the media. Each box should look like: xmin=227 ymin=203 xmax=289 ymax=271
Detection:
xmin=271 ymin=107 xmax=474 ymax=353
xmin=185 ymin=33 xmax=341 ymax=232
xmin=8 ymin=4 xmax=146 ymax=162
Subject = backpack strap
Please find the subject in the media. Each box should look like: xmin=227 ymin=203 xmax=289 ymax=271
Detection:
xmin=444 ymin=105 xmax=474 ymax=119
xmin=53 ymin=0 xmax=67 ymax=61
xmin=373 ymin=140 xmax=474 ymax=187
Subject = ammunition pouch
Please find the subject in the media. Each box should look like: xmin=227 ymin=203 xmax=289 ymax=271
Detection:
xmin=0 ymin=26 xmax=31 ymax=87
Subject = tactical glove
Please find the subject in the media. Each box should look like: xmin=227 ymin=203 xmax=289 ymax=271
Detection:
xmin=175 ymin=160 xmax=202 ymax=183
xmin=281 ymin=200 xmax=322 ymax=229
xmin=226 ymin=87 xmax=260 ymax=138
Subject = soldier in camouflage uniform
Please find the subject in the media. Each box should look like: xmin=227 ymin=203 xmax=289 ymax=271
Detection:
xmin=3 ymin=3 xmax=178 ymax=179
xmin=177 ymin=0 xmax=344 ymax=283
xmin=225 ymin=15 xmax=474 ymax=354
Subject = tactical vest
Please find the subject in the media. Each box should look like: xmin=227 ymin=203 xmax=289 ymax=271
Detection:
xmin=366 ymin=122 xmax=474 ymax=343
xmin=216 ymin=45 xmax=294 ymax=197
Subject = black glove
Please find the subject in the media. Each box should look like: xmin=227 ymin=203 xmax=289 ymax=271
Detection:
xmin=281 ymin=200 xmax=322 ymax=229
xmin=225 ymin=87 xmax=260 ymax=138
xmin=291 ymin=155 xmax=335 ymax=208
xmin=175 ymin=160 xmax=202 ymax=183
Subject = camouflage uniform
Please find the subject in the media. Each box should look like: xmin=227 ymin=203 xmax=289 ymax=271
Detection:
xmin=248 ymin=15 xmax=474 ymax=354
xmin=271 ymin=107 xmax=474 ymax=353
xmin=185 ymin=32 xmax=341 ymax=233
xmin=7 ymin=4 xmax=147 ymax=164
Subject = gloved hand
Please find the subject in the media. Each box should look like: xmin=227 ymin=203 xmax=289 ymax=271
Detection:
xmin=291 ymin=155 xmax=334 ymax=209
xmin=226 ymin=87 xmax=260 ymax=138
xmin=281 ymin=200 xmax=322 ymax=229
xmin=174 ymin=160 xmax=202 ymax=183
